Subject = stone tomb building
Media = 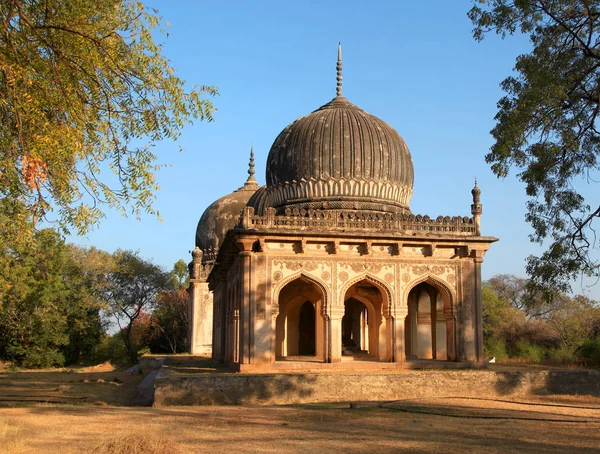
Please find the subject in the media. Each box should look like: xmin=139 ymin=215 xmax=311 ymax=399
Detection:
xmin=189 ymin=47 xmax=497 ymax=369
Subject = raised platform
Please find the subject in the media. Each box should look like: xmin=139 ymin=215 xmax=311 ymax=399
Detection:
xmin=236 ymin=357 xmax=478 ymax=372
xmin=152 ymin=358 xmax=600 ymax=406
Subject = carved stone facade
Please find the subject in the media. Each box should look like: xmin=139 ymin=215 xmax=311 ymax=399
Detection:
xmin=189 ymin=46 xmax=496 ymax=369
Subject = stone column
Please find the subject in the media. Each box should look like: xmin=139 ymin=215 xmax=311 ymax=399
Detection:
xmin=473 ymin=253 xmax=484 ymax=363
xmin=426 ymin=287 xmax=438 ymax=360
xmin=445 ymin=310 xmax=457 ymax=361
xmin=393 ymin=306 xmax=408 ymax=362
xmin=379 ymin=315 xmax=390 ymax=361
xmin=211 ymin=289 xmax=222 ymax=362
xmin=328 ymin=307 xmax=344 ymax=363
xmin=188 ymin=247 xmax=204 ymax=354
xmin=233 ymin=308 xmax=240 ymax=363
xmin=237 ymin=239 xmax=255 ymax=364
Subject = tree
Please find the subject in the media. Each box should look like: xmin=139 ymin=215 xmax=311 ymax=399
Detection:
xmin=0 ymin=225 xmax=107 ymax=367
xmin=0 ymin=0 xmax=217 ymax=236
xmin=547 ymin=294 xmax=600 ymax=350
xmin=469 ymin=0 xmax=600 ymax=295
xmin=149 ymin=259 xmax=189 ymax=354
xmin=62 ymin=245 xmax=114 ymax=364
xmin=106 ymin=250 xmax=169 ymax=363
xmin=487 ymin=273 xmax=563 ymax=318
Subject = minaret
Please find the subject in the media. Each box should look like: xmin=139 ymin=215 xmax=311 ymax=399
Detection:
xmin=471 ymin=178 xmax=482 ymax=235
xmin=336 ymin=42 xmax=343 ymax=97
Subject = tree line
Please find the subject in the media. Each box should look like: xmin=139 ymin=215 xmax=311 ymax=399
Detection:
xmin=0 ymin=206 xmax=189 ymax=368
xmin=483 ymin=274 xmax=600 ymax=365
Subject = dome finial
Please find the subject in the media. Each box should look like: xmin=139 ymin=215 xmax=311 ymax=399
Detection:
xmin=336 ymin=42 xmax=343 ymax=97
xmin=247 ymin=146 xmax=257 ymax=183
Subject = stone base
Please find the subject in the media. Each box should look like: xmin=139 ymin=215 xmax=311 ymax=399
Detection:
xmin=153 ymin=367 xmax=600 ymax=406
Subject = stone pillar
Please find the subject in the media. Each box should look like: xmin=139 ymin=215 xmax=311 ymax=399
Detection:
xmin=233 ymin=308 xmax=240 ymax=363
xmin=473 ymin=254 xmax=484 ymax=363
xmin=211 ymin=289 xmax=222 ymax=362
xmin=189 ymin=247 xmax=214 ymax=355
xmin=237 ymin=239 xmax=254 ymax=364
xmin=393 ymin=306 xmax=408 ymax=362
xmin=329 ymin=307 xmax=344 ymax=363
xmin=379 ymin=315 xmax=389 ymax=361
xmin=445 ymin=311 xmax=456 ymax=361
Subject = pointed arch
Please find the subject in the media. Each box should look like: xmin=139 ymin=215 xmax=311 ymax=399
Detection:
xmin=339 ymin=273 xmax=393 ymax=313
xmin=273 ymin=272 xmax=329 ymax=360
xmin=404 ymin=274 xmax=455 ymax=314
xmin=272 ymin=272 xmax=330 ymax=318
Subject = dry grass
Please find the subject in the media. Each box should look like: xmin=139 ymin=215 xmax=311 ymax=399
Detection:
xmin=0 ymin=418 xmax=24 ymax=453
xmin=93 ymin=432 xmax=181 ymax=454
xmin=0 ymin=396 xmax=599 ymax=453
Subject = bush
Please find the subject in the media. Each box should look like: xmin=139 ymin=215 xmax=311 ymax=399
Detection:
xmin=484 ymin=338 xmax=508 ymax=360
xmin=546 ymin=346 xmax=578 ymax=365
xmin=91 ymin=334 xmax=130 ymax=366
xmin=580 ymin=338 xmax=600 ymax=366
xmin=512 ymin=342 xmax=547 ymax=363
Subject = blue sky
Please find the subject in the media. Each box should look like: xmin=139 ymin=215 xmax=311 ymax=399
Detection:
xmin=66 ymin=0 xmax=599 ymax=299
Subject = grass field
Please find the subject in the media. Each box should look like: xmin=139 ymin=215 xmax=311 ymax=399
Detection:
xmin=1 ymin=365 xmax=600 ymax=453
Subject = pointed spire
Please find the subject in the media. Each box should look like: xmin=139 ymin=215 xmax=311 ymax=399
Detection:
xmin=243 ymin=146 xmax=258 ymax=187
xmin=336 ymin=42 xmax=343 ymax=97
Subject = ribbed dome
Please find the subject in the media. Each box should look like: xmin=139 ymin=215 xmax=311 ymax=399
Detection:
xmin=265 ymin=96 xmax=414 ymax=213
xmin=196 ymin=180 xmax=259 ymax=251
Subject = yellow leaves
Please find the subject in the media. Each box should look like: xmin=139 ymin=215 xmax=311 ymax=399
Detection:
xmin=21 ymin=155 xmax=48 ymax=191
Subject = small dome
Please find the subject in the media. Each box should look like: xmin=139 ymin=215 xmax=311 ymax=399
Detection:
xmin=195 ymin=182 xmax=258 ymax=251
xmin=265 ymin=96 xmax=414 ymax=213
xmin=196 ymin=151 xmax=260 ymax=251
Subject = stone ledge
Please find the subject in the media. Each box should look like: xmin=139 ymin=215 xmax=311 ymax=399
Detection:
xmin=153 ymin=369 xmax=600 ymax=406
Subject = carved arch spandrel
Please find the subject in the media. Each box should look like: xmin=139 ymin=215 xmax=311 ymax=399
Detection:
xmin=404 ymin=274 xmax=456 ymax=314
xmin=339 ymin=273 xmax=394 ymax=316
xmin=271 ymin=272 xmax=331 ymax=319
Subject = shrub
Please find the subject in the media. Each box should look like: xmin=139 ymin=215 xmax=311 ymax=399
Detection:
xmin=512 ymin=342 xmax=547 ymax=363
xmin=579 ymin=338 xmax=600 ymax=366
xmin=484 ymin=338 xmax=508 ymax=361
xmin=546 ymin=346 xmax=578 ymax=365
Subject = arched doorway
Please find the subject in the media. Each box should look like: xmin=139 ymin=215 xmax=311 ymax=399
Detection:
xmin=405 ymin=281 xmax=454 ymax=360
xmin=342 ymin=278 xmax=391 ymax=361
xmin=298 ymin=301 xmax=316 ymax=355
xmin=275 ymin=276 xmax=325 ymax=360
xmin=342 ymin=298 xmax=368 ymax=356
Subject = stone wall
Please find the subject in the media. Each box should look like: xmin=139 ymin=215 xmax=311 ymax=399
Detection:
xmin=154 ymin=369 xmax=600 ymax=406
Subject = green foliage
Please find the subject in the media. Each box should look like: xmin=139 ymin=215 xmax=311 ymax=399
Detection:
xmin=91 ymin=333 xmax=130 ymax=366
xmin=513 ymin=341 xmax=547 ymax=363
xmin=0 ymin=224 xmax=107 ymax=368
xmin=469 ymin=0 xmax=600 ymax=295
xmin=547 ymin=345 xmax=578 ymax=365
xmin=150 ymin=288 xmax=188 ymax=354
xmin=484 ymin=337 xmax=509 ymax=361
xmin=170 ymin=259 xmax=190 ymax=291
xmin=482 ymin=274 xmax=600 ymax=366
xmin=105 ymin=250 xmax=170 ymax=364
xmin=580 ymin=338 xmax=600 ymax=365
xmin=0 ymin=0 xmax=217 ymax=237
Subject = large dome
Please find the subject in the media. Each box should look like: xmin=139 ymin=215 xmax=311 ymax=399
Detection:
xmin=265 ymin=95 xmax=414 ymax=213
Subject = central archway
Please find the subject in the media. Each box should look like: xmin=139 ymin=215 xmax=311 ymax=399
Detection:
xmin=342 ymin=276 xmax=392 ymax=361
xmin=275 ymin=276 xmax=325 ymax=361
